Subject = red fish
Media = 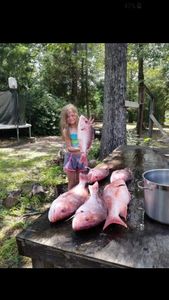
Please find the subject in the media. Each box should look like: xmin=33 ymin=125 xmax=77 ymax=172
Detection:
xmin=110 ymin=168 xmax=133 ymax=183
xmin=103 ymin=179 xmax=131 ymax=230
xmin=87 ymin=167 xmax=109 ymax=183
xmin=48 ymin=173 xmax=89 ymax=223
xmin=72 ymin=181 xmax=107 ymax=231
xmin=78 ymin=115 xmax=94 ymax=166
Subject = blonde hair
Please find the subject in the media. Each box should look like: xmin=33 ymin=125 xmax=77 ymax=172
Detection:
xmin=60 ymin=104 xmax=79 ymax=138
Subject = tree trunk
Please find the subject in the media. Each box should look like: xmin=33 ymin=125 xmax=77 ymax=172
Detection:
xmin=80 ymin=56 xmax=85 ymax=106
xmin=100 ymin=43 xmax=127 ymax=160
xmin=136 ymin=43 xmax=145 ymax=137
xmin=85 ymin=43 xmax=90 ymax=117
xmin=71 ymin=43 xmax=78 ymax=105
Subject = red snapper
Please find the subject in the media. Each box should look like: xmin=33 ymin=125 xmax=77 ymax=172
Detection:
xmin=87 ymin=167 xmax=109 ymax=183
xmin=103 ymin=179 xmax=131 ymax=230
xmin=48 ymin=173 xmax=89 ymax=223
xmin=72 ymin=181 xmax=107 ymax=231
xmin=78 ymin=115 xmax=94 ymax=166
xmin=110 ymin=168 xmax=133 ymax=183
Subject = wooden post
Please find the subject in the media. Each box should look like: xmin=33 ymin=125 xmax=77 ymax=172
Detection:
xmin=136 ymin=44 xmax=144 ymax=137
xmin=148 ymin=97 xmax=154 ymax=137
xmin=144 ymin=84 xmax=155 ymax=138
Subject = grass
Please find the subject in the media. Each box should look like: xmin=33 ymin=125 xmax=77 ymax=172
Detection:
xmin=0 ymin=142 xmax=67 ymax=268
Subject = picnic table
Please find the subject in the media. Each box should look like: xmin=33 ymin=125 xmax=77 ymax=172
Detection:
xmin=16 ymin=145 xmax=169 ymax=268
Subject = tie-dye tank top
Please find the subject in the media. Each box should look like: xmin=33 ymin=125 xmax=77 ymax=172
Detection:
xmin=70 ymin=132 xmax=79 ymax=148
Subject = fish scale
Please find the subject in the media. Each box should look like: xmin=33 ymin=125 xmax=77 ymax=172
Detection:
xmin=77 ymin=115 xmax=94 ymax=165
xmin=103 ymin=179 xmax=131 ymax=230
xmin=48 ymin=173 xmax=89 ymax=223
xmin=72 ymin=181 xmax=107 ymax=231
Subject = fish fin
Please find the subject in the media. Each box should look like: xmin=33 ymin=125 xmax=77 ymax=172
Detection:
xmin=64 ymin=214 xmax=75 ymax=222
xmin=48 ymin=209 xmax=52 ymax=222
xmin=48 ymin=208 xmax=55 ymax=223
xmin=103 ymin=216 xmax=127 ymax=230
xmin=120 ymin=207 xmax=128 ymax=220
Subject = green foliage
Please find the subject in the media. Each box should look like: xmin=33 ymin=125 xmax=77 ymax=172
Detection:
xmin=40 ymin=43 xmax=104 ymax=117
xmin=0 ymin=237 xmax=20 ymax=268
xmin=0 ymin=43 xmax=38 ymax=92
xmin=1 ymin=42 xmax=169 ymax=136
xmin=127 ymin=109 xmax=137 ymax=123
xmin=25 ymin=89 xmax=67 ymax=136
xmin=127 ymin=43 xmax=169 ymax=125
xmin=143 ymin=137 xmax=152 ymax=144
xmin=88 ymin=139 xmax=101 ymax=161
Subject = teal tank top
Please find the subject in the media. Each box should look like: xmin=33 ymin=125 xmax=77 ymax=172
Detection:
xmin=70 ymin=132 xmax=79 ymax=148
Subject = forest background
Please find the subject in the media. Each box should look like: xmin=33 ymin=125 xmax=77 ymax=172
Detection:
xmin=1 ymin=43 xmax=169 ymax=137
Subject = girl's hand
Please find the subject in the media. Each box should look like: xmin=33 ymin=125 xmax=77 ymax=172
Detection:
xmin=88 ymin=117 xmax=94 ymax=126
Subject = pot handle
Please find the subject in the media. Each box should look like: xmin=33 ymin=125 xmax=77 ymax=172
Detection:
xmin=137 ymin=180 xmax=152 ymax=190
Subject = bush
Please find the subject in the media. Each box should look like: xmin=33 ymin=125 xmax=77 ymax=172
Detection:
xmin=25 ymin=89 xmax=67 ymax=136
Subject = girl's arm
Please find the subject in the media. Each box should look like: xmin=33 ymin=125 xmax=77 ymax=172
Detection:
xmin=63 ymin=129 xmax=80 ymax=153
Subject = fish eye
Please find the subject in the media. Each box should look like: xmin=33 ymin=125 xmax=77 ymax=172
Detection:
xmin=80 ymin=210 xmax=84 ymax=213
xmin=61 ymin=208 xmax=66 ymax=213
xmin=85 ymin=120 xmax=88 ymax=123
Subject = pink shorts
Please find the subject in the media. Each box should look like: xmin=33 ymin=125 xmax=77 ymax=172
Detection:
xmin=63 ymin=152 xmax=87 ymax=172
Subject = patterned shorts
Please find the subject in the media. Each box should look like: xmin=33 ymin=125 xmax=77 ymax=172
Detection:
xmin=63 ymin=152 xmax=86 ymax=173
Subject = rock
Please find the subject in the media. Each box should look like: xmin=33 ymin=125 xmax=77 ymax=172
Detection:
xmin=88 ymin=159 xmax=97 ymax=168
xmin=3 ymin=190 xmax=22 ymax=208
xmin=28 ymin=137 xmax=36 ymax=143
xmin=31 ymin=184 xmax=45 ymax=196
xmin=54 ymin=183 xmax=67 ymax=198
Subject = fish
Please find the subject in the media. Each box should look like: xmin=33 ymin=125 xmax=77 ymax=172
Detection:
xmin=72 ymin=181 xmax=107 ymax=231
xmin=48 ymin=173 xmax=89 ymax=223
xmin=87 ymin=167 xmax=109 ymax=183
xmin=77 ymin=115 xmax=94 ymax=166
xmin=110 ymin=168 xmax=133 ymax=183
xmin=103 ymin=179 xmax=131 ymax=230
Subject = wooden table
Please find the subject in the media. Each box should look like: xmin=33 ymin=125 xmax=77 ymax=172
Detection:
xmin=16 ymin=145 xmax=169 ymax=268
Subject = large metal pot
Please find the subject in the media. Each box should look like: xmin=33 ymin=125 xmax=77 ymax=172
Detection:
xmin=138 ymin=169 xmax=169 ymax=224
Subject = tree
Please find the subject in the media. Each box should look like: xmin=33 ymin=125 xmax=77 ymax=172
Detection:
xmin=100 ymin=43 xmax=127 ymax=159
xmin=136 ymin=43 xmax=145 ymax=136
xmin=0 ymin=43 xmax=38 ymax=92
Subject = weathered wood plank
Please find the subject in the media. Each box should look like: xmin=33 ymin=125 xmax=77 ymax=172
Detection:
xmin=125 ymin=100 xmax=139 ymax=108
xmin=150 ymin=114 xmax=168 ymax=136
xmin=17 ymin=236 xmax=125 ymax=268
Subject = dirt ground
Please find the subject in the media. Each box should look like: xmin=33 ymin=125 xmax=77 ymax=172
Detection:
xmin=0 ymin=136 xmax=64 ymax=154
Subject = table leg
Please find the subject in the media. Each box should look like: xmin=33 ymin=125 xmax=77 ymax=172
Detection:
xmin=32 ymin=258 xmax=54 ymax=268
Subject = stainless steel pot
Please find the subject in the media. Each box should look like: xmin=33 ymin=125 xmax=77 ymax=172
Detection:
xmin=138 ymin=169 xmax=169 ymax=224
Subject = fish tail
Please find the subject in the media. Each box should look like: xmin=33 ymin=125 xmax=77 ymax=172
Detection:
xmin=120 ymin=207 xmax=127 ymax=220
xmin=80 ymin=153 xmax=88 ymax=166
xmin=103 ymin=215 xmax=127 ymax=230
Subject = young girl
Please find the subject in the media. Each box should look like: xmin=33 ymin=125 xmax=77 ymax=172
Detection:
xmin=60 ymin=104 xmax=93 ymax=190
